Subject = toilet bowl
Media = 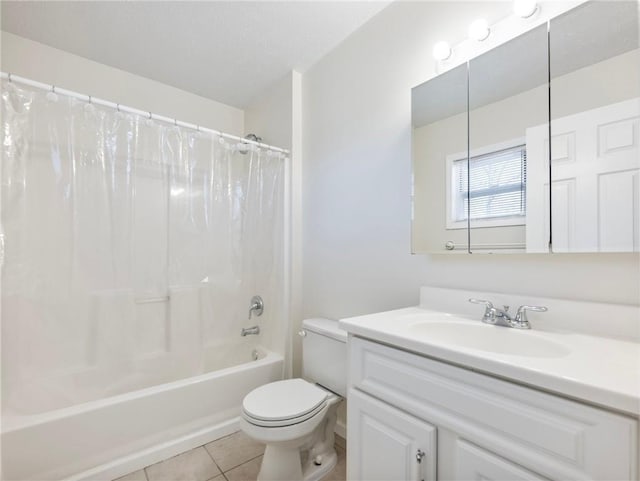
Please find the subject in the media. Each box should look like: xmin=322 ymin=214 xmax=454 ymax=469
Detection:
xmin=240 ymin=319 xmax=347 ymax=481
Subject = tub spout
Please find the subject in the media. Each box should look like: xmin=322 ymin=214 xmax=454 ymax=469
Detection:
xmin=241 ymin=326 xmax=260 ymax=336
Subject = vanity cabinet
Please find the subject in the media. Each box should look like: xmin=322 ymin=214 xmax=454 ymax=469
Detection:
xmin=349 ymin=389 xmax=436 ymax=481
xmin=347 ymin=337 xmax=638 ymax=481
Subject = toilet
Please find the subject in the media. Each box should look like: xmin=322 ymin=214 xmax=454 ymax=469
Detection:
xmin=240 ymin=318 xmax=347 ymax=481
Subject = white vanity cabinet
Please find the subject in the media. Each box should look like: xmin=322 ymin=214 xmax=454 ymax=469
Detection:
xmin=349 ymin=389 xmax=437 ymax=481
xmin=346 ymin=336 xmax=638 ymax=481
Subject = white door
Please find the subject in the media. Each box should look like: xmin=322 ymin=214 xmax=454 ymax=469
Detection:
xmin=347 ymin=389 xmax=436 ymax=481
xmin=455 ymin=440 xmax=548 ymax=481
xmin=527 ymin=98 xmax=640 ymax=252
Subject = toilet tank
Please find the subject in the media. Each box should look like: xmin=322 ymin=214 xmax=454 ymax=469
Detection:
xmin=302 ymin=318 xmax=347 ymax=397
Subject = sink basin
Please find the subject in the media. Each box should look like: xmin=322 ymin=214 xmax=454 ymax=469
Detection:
xmin=407 ymin=321 xmax=571 ymax=358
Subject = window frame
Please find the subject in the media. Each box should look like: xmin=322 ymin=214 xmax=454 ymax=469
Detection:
xmin=446 ymin=137 xmax=527 ymax=230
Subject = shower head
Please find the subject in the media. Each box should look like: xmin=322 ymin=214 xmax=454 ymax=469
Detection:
xmin=238 ymin=133 xmax=262 ymax=154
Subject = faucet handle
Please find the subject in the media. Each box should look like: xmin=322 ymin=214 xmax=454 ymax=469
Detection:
xmin=512 ymin=305 xmax=548 ymax=328
xmin=469 ymin=298 xmax=496 ymax=323
xmin=468 ymin=298 xmax=494 ymax=309
xmin=249 ymin=295 xmax=264 ymax=319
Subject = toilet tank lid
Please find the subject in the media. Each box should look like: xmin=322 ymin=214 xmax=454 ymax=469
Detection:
xmin=302 ymin=318 xmax=347 ymax=343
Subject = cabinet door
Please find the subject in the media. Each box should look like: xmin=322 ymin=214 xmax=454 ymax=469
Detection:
xmin=456 ymin=440 xmax=548 ymax=481
xmin=348 ymin=389 xmax=436 ymax=481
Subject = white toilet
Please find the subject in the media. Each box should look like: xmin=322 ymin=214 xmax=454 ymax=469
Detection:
xmin=240 ymin=318 xmax=347 ymax=481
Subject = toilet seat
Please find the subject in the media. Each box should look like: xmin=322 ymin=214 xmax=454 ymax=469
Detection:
xmin=242 ymin=379 xmax=328 ymax=428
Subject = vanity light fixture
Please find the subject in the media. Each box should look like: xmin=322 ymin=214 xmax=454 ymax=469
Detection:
xmin=513 ymin=0 xmax=538 ymax=18
xmin=432 ymin=41 xmax=452 ymax=61
xmin=468 ymin=19 xmax=490 ymax=41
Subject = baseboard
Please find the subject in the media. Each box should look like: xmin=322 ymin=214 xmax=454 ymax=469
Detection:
xmin=69 ymin=418 xmax=240 ymax=481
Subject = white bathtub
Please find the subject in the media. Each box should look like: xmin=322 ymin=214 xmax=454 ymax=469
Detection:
xmin=1 ymin=345 xmax=283 ymax=481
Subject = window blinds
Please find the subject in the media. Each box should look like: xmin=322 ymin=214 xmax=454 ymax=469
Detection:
xmin=453 ymin=145 xmax=526 ymax=222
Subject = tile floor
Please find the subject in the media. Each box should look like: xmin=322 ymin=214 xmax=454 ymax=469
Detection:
xmin=114 ymin=431 xmax=346 ymax=481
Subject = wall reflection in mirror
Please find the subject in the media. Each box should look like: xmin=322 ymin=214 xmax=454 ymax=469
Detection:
xmin=411 ymin=0 xmax=639 ymax=254
xmin=468 ymin=24 xmax=548 ymax=253
xmin=412 ymin=64 xmax=468 ymax=253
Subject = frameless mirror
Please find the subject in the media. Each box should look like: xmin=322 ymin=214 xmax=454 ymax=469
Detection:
xmin=549 ymin=1 xmax=639 ymax=252
xmin=468 ymin=24 xmax=549 ymax=253
xmin=412 ymin=64 xmax=468 ymax=253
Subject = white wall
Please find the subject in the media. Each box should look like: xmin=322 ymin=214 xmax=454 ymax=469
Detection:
xmin=246 ymin=73 xmax=294 ymax=149
xmin=245 ymin=71 xmax=303 ymax=378
xmin=1 ymin=32 xmax=244 ymax=135
xmin=301 ymin=0 xmax=639 ymax=335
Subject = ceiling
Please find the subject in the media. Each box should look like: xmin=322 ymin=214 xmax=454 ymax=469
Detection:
xmin=0 ymin=1 xmax=391 ymax=108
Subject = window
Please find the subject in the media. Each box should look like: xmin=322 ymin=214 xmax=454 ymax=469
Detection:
xmin=448 ymin=143 xmax=527 ymax=229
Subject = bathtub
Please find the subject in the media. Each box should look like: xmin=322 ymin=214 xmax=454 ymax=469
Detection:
xmin=1 ymin=344 xmax=283 ymax=481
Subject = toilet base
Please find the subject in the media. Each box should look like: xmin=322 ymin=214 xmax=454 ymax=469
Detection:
xmin=257 ymin=445 xmax=337 ymax=481
xmin=301 ymin=448 xmax=337 ymax=481
xmin=258 ymin=444 xmax=304 ymax=481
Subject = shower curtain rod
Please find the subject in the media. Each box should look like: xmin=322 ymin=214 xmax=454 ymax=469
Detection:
xmin=1 ymin=72 xmax=290 ymax=155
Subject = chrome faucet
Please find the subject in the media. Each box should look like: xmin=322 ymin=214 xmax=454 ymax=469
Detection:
xmin=249 ymin=295 xmax=264 ymax=319
xmin=468 ymin=298 xmax=547 ymax=329
xmin=241 ymin=325 xmax=260 ymax=336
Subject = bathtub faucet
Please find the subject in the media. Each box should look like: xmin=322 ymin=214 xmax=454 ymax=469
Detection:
xmin=241 ymin=326 xmax=260 ymax=336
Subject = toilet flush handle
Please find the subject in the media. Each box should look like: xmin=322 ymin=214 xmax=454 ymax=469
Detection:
xmin=298 ymin=329 xmax=307 ymax=337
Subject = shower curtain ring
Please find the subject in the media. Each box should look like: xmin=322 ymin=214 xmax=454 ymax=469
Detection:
xmin=7 ymin=73 xmax=12 ymax=82
xmin=148 ymin=112 xmax=152 ymax=120
xmin=88 ymin=95 xmax=93 ymax=104
xmin=116 ymin=103 xmax=121 ymax=112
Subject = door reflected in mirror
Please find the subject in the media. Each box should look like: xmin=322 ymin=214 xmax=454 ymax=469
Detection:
xmin=549 ymin=1 xmax=639 ymax=253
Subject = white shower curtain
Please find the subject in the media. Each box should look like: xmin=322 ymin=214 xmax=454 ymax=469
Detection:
xmin=1 ymin=80 xmax=284 ymax=414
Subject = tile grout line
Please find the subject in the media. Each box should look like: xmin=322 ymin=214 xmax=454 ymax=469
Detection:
xmin=205 ymin=474 xmax=228 ymax=481
xmin=222 ymin=453 xmax=264 ymax=475
xmin=202 ymin=442 xmax=225 ymax=477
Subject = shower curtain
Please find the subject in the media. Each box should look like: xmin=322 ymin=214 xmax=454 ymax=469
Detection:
xmin=1 ymin=80 xmax=285 ymax=415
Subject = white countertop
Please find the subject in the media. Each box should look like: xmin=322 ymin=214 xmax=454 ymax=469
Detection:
xmin=340 ymin=307 xmax=640 ymax=416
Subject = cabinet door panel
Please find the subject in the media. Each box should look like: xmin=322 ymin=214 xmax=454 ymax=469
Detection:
xmin=456 ymin=440 xmax=548 ymax=481
xmin=348 ymin=389 xmax=436 ymax=481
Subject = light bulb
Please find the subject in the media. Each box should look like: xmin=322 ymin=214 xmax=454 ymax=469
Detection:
xmin=432 ymin=41 xmax=452 ymax=61
xmin=468 ymin=19 xmax=490 ymax=41
xmin=513 ymin=0 xmax=538 ymax=18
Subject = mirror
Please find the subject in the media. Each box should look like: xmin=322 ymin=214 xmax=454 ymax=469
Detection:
xmin=412 ymin=0 xmax=639 ymax=254
xmin=468 ymin=24 xmax=549 ymax=253
xmin=412 ymin=64 xmax=468 ymax=253
xmin=412 ymin=26 xmax=549 ymax=253
xmin=549 ymin=1 xmax=639 ymax=252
